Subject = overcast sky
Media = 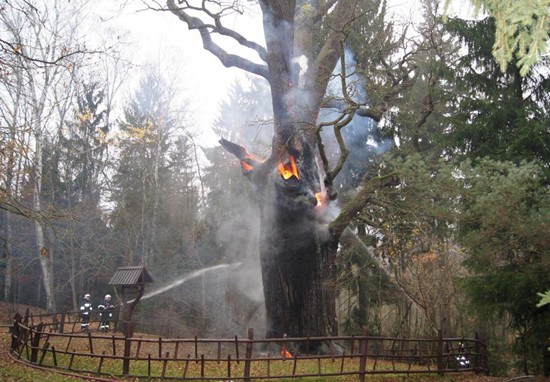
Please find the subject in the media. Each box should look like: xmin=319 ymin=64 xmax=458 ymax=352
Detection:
xmin=88 ymin=1 xmax=474 ymax=147
xmin=89 ymin=1 xmax=264 ymax=147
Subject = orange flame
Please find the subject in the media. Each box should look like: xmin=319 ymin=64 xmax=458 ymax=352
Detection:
xmin=240 ymin=160 xmax=253 ymax=171
xmin=278 ymin=155 xmax=299 ymax=180
xmin=240 ymin=153 xmax=261 ymax=172
xmin=281 ymin=347 xmax=293 ymax=359
xmin=315 ymin=192 xmax=323 ymax=207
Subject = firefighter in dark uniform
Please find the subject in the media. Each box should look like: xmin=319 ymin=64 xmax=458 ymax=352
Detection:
xmin=98 ymin=294 xmax=114 ymax=332
xmin=80 ymin=293 xmax=93 ymax=331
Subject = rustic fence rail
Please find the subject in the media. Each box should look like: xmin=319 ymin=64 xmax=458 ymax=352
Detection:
xmin=9 ymin=310 xmax=489 ymax=381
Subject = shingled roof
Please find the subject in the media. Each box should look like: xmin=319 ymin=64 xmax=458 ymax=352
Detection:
xmin=108 ymin=266 xmax=154 ymax=286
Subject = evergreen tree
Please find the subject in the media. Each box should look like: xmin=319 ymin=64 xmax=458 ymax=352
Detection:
xmin=109 ymin=65 xmax=203 ymax=282
xmin=444 ymin=17 xmax=550 ymax=164
xmin=47 ymin=81 xmax=113 ymax=309
xmin=459 ymin=159 xmax=550 ymax=374
xmin=441 ymin=16 xmax=550 ymax=374
xmin=110 ymin=69 xmax=181 ymax=268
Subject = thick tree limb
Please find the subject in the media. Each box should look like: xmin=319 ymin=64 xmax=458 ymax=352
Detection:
xmin=329 ymin=173 xmax=399 ymax=239
xmin=311 ymin=0 xmax=339 ymax=24
xmin=219 ymin=138 xmax=249 ymax=160
xmin=219 ymin=138 xmax=266 ymax=170
xmin=330 ymin=111 xmax=354 ymax=179
xmin=306 ymin=0 xmax=359 ymax=111
xmin=167 ymin=0 xmax=269 ymax=79
xmin=356 ymin=105 xmax=384 ymax=121
xmin=321 ymin=98 xmax=384 ymax=123
xmin=356 ymin=215 xmax=382 ymax=229
xmin=202 ymin=4 xmax=268 ymax=62
xmin=219 ymin=138 xmax=276 ymax=182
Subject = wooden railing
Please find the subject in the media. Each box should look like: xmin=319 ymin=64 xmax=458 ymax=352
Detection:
xmin=9 ymin=310 xmax=489 ymax=381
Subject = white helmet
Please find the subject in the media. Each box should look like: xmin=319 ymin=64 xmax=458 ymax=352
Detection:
xmin=84 ymin=293 xmax=91 ymax=300
xmin=104 ymin=294 xmax=111 ymax=301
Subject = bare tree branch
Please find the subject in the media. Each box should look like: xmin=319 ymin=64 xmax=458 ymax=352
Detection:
xmin=166 ymin=0 xmax=269 ymax=79
xmin=329 ymin=172 xmax=399 ymax=239
xmin=311 ymin=0 xmax=339 ymax=24
xmin=0 ymin=186 xmax=62 ymax=223
xmin=316 ymin=41 xmax=386 ymax=201
xmin=0 ymin=38 xmax=105 ymax=68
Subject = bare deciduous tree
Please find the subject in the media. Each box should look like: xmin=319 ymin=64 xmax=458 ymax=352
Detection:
xmin=164 ymin=0 xmax=400 ymax=344
xmin=0 ymin=0 xmax=99 ymax=311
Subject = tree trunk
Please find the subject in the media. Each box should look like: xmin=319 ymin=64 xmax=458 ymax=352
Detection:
xmin=250 ymin=133 xmax=339 ymax=344
xmin=260 ymin=193 xmax=339 ymax=340
xmin=3 ymin=211 xmax=14 ymax=302
xmin=33 ymin=133 xmax=56 ymax=312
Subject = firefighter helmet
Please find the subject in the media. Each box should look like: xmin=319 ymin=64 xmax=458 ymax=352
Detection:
xmin=104 ymin=294 xmax=111 ymax=302
xmin=84 ymin=293 xmax=91 ymax=300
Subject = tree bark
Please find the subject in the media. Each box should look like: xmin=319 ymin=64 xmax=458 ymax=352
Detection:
xmin=259 ymin=170 xmax=339 ymax=340
xmin=34 ymin=145 xmax=56 ymax=312
xmin=3 ymin=211 xmax=14 ymax=302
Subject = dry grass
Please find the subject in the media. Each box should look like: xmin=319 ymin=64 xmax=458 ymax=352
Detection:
xmin=0 ymin=302 xmax=516 ymax=381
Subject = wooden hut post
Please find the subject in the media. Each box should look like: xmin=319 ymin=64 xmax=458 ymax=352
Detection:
xmin=108 ymin=266 xmax=154 ymax=338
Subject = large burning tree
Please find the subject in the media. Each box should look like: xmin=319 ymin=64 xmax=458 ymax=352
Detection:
xmin=166 ymin=0 xmax=398 ymax=340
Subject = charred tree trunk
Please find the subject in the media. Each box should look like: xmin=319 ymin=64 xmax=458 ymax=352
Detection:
xmin=260 ymin=183 xmax=338 ymax=340
xmin=221 ymin=137 xmax=339 ymax=342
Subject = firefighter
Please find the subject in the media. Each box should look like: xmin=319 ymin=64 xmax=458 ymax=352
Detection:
xmin=80 ymin=293 xmax=93 ymax=331
xmin=98 ymin=294 xmax=114 ymax=332
xmin=455 ymin=342 xmax=470 ymax=368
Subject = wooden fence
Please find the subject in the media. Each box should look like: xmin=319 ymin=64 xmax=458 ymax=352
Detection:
xmin=9 ymin=310 xmax=489 ymax=381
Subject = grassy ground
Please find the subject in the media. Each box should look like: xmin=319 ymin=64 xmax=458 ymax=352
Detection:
xmin=0 ymin=330 xmax=512 ymax=382
xmin=0 ymin=334 xmax=92 ymax=381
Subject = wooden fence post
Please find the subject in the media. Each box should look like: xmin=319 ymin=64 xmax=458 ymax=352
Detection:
xmin=39 ymin=340 xmax=50 ymax=365
xmin=234 ymin=335 xmax=240 ymax=363
xmin=158 ymin=337 xmax=162 ymax=359
xmin=358 ymin=326 xmax=368 ymax=382
xmin=474 ymin=332 xmax=481 ymax=373
xmin=51 ymin=346 xmax=58 ymax=367
xmin=52 ymin=313 xmax=58 ymax=332
xmin=437 ymin=329 xmax=444 ymax=375
xmin=59 ymin=313 xmax=65 ymax=334
xmin=114 ymin=305 xmax=120 ymax=333
xmin=30 ymin=323 xmax=44 ymax=363
xmin=244 ymin=328 xmax=254 ymax=382
xmin=23 ymin=308 xmax=30 ymax=326
xmin=88 ymin=331 xmax=95 ymax=354
xmin=11 ymin=313 xmax=22 ymax=352
xmin=123 ymin=337 xmax=131 ymax=375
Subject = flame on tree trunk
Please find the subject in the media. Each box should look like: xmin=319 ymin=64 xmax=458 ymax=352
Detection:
xmin=220 ymin=137 xmax=339 ymax=345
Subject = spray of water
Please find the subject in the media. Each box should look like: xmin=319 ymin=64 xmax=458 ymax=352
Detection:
xmin=136 ymin=263 xmax=241 ymax=302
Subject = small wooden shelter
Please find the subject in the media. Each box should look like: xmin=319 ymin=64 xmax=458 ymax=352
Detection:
xmin=108 ymin=266 xmax=153 ymax=337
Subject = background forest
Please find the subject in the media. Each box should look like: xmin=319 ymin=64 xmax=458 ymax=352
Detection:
xmin=1 ymin=0 xmax=549 ymax=377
